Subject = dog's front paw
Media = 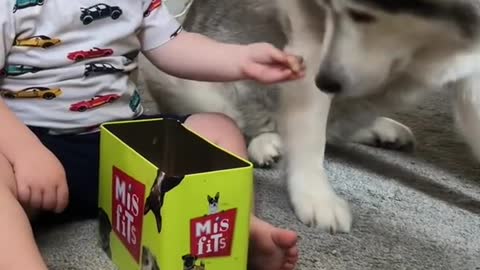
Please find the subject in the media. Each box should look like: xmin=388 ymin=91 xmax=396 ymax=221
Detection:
xmin=289 ymin=179 xmax=352 ymax=233
xmin=248 ymin=132 xmax=283 ymax=167
xmin=351 ymin=117 xmax=415 ymax=151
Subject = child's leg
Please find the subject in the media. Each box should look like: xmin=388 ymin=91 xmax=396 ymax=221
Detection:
xmin=0 ymin=153 xmax=48 ymax=270
xmin=184 ymin=113 xmax=299 ymax=270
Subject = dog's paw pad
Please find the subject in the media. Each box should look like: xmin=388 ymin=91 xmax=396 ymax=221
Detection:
xmin=352 ymin=117 xmax=416 ymax=152
xmin=248 ymin=132 xmax=283 ymax=167
xmin=290 ymin=178 xmax=352 ymax=233
xmin=373 ymin=136 xmax=415 ymax=151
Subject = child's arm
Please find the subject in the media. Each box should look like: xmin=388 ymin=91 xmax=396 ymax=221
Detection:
xmin=0 ymin=8 xmax=68 ymax=213
xmin=143 ymin=31 xmax=305 ymax=84
xmin=0 ymin=98 xmax=69 ymax=213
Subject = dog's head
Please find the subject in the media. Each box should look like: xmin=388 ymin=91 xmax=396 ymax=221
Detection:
xmin=98 ymin=208 xmax=112 ymax=258
xmin=313 ymin=0 xmax=479 ymax=97
xmin=182 ymin=254 xmax=198 ymax=268
xmin=207 ymin=192 xmax=220 ymax=208
xmin=142 ymin=246 xmax=160 ymax=270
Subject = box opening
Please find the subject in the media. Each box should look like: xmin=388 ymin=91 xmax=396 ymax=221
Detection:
xmin=103 ymin=118 xmax=250 ymax=176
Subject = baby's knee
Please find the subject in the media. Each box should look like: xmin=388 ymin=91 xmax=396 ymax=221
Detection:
xmin=0 ymin=153 xmax=18 ymax=198
xmin=185 ymin=112 xmax=247 ymax=157
xmin=186 ymin=112 xmax=241 ymax=135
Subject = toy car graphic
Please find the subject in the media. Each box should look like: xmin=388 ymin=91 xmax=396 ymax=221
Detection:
xmin=67 ymin=47 xmax=113 ymax=61
xmin=15 ymin=35 xmax=61 ymax=48
xmin=13 ymin=0 xmax=45 ymax=13
xmin=80 ymin=3 xmax=122 ymax=25
xmin=69 ymin=94 xmax=120 ymax=112
xmin=129 ymin=90 xmax=141 ymax=112
xmin=1 ymin=87 xmax=62 ymax=100
xmin=4 ymin=64 xmax=42 ymax=76
xmin=84 ymin=62 xmax=123 ymax=76
xmin=143 ymin=0 xmax=162 ymax=17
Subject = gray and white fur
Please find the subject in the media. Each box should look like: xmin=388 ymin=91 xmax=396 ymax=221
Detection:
xmin=138 ymin=0 xmax=480 ymax=233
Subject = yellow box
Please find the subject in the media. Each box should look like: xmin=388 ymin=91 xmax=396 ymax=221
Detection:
xmin=98 ymin=117 xmax=253 ymax=270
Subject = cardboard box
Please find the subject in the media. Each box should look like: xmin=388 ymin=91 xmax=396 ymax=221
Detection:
xmin=98 ymin=117 xmax=253 ymax=270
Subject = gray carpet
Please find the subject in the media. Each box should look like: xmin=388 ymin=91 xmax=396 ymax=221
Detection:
xmin=36 ymin=91 xmax=480 ymax=269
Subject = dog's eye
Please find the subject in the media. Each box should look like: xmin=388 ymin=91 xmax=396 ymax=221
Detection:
xmin=347 ymin=9 xmax=376 ymax=23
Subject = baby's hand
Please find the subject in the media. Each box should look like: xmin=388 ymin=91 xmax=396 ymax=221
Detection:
xmin=240 ymin=42 xmax=306 ymax=84
xmin=12 ymin=145 xmax=68 ymax=213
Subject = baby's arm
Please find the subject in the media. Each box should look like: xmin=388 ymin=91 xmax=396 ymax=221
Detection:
xmin=143 ymin=31 xmax=305 ymax=84
xmin=0 ymin=98 xmax=69 ymax=213
xmin=0 ymin=12 xmax=68 ymax=213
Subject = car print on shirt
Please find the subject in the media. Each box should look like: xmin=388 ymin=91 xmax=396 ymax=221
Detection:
xmin=1 ymin=87 xmax=62 ymax=100
xmin=69 ymin=94 xmax=120 ymax=112
xmin=67 ymin=47 xmax=113 ymax=62
xmin=3 ymin=64 xmax=42 ymax=76
xmin=80 ymin=4 xmax=123 ymax=25
xmin=143 ymin=0 xmax=162 ymax=17
xmin=13 ymin=0 xmax=45 ymax=13
xmin=129 ymin=90 xmax=141 ymax=112
xmin=15 ymin=35 xmax=61 ymax=48
xmin=84 ymin=63 xmax=123 ymax=77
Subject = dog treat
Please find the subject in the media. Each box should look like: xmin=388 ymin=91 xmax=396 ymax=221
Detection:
xmin=288 ymin=55 xmax=304 ymax=73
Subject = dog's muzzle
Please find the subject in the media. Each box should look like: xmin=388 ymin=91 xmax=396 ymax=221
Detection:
xmin=315 ymin=73 xmax=343 ymax=94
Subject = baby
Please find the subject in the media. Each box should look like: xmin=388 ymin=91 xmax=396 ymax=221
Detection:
xmin=0 ymin=1 xmax=305 ymax=269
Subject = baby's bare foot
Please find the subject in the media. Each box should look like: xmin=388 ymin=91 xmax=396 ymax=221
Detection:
xmin=248 ymin=216 xmax=299 ymax=270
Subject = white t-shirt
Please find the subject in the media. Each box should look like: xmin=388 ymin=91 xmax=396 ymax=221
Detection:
xmin=0 ymin=0 xmax=182 ymax=133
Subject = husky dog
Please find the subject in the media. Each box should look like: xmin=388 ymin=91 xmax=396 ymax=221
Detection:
xmin=139 ymin=0 xmax=480 ymax=233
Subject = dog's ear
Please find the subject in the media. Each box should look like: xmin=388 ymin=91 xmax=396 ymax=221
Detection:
xmin=154 ymin=171 xmax=165 ymax=188
xmin=215 ymin=192 xmax=220 ymax=201
xmin=144 ymin=196 xmax=151 ymax=214
xmin=207 ymin=195 xmax=212 ymax=202
xmin=182 ymin=254 xmax=188 ymax=260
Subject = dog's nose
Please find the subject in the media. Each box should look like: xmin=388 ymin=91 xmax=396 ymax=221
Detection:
xmin=315 ymin=74 xmax=343 ymax=94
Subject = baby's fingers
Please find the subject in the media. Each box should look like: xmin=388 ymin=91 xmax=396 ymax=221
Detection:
xmin=17 ymin=183 xmax=32 ymax=208
xmin=244 ymin=62 xmax=293 ymax=84
xmin=287 ymin=55 xmax=305 ymax=73
xmin=55 ymin=183 xmax=69 ymax=213
xmin=266 ymin=45 xmax=290 ymax=66
xmin=29 ymin=187 xmax=44 ymax=210
xmin=42 ymin=187 xmax=58 ymax=211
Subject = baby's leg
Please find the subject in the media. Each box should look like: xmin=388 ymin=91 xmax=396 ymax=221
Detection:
xmin=184 ymin=113 xmax=299 ymax=270
xmin=0 ymin=153 xmax=48 ymax=270
xmin=184 ymin=113 xmax=248 ymax=157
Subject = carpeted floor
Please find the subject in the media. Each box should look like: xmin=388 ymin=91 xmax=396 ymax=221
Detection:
xmin=35 ymin=89 xmax=480 ymax=269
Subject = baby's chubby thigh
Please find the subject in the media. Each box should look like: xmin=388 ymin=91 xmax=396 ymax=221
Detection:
xmin=183 ymin=112 xmax=247 ymax=158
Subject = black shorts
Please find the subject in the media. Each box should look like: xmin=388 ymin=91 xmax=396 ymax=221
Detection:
xmin=29 ymin=114 xmax=190 ymax=219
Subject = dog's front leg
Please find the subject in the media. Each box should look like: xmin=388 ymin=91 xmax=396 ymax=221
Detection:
xmin=278 ymin=64 xmax=351 ymax=233
xmin=277 ymin=27 xmax=351 ymax=233
xmin=452 ymin=74 xmax=480 ymax=161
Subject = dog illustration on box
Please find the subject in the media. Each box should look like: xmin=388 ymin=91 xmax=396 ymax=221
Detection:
xmin=142 ymin=246 xmax=160 ymax=270
xmin=144 ymin=170 xmax=184 ymax=233
xmin=98 ymin=208 xmax=112 ymax=258
xmin=207 ymin=192 xmax=220 ymax=215
xmin=182 ymin=254 xmax=205 ymax=270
